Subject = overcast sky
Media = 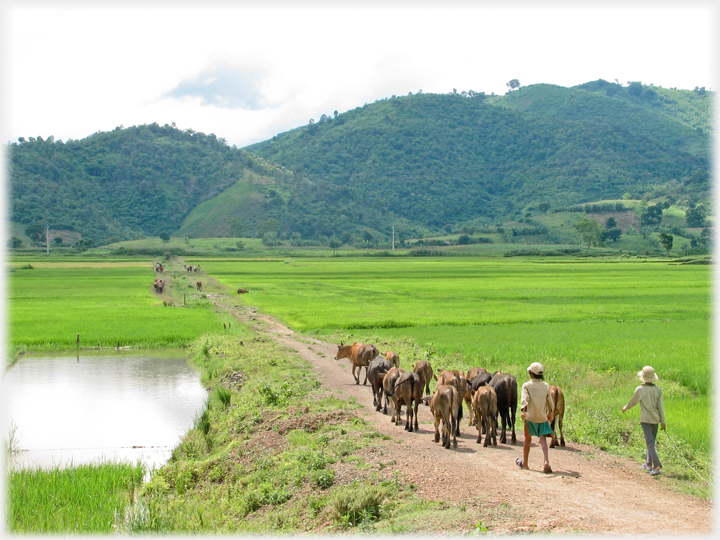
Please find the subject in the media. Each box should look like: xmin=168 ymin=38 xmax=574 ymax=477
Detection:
xmin=2 ymin=1 xmax=717 ymax=149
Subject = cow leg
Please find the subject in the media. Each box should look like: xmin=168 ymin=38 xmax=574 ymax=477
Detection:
xmin=483 ymin=417 xmax=490 ymax=447
xmin=510 ymin=406 xmax=517 ymax=444
xmin=434 ymin=415 xmax=441 ymax=443
xmin=413 ymin=402 xmax=419 ymax=432
xmin=363 ymin=366 xmax=368 ymax=385
xmin=352 ymin=364 xmax=360 ymax=385
xmin=499 ymin=410 xmax=508 ymax=444
xmin=451 ymin=415 xmax=458 ymax=449
xmin=559 ymin=414 xmax=565 ymax=446
xmin=492 ymin=416 xmax=498 ymax=446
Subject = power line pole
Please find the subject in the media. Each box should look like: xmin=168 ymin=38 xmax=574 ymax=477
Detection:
xmin=46 ymin=224 xmax=50 ymax=253
xmin=392 ymin=225 xmax=395 ymax=251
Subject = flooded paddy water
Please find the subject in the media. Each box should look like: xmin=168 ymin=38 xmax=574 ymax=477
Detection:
xmin=2 ymin=352 xmax=206 ymax=472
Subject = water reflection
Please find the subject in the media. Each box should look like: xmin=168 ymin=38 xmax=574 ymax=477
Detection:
xmin=2 ymin=353 xmax=207 ymax=472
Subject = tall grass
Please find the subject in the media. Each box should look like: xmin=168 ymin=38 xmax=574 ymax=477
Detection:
xmin=8 ymin=461 xmax=144 ymax=533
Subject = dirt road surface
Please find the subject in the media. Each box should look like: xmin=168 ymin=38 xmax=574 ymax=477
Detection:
xmin=240 ymin=311 xmax=713 ymax=535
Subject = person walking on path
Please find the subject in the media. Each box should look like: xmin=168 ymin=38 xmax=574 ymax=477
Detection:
xmin=516 ymin=362 xmax=554 ymax=473
xmin=622 ymin=365 xmax=666 ymax=476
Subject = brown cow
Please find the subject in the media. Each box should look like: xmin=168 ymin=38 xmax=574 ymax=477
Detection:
xmin=335 ymin=341 xmax=379 ymax=385
xmin=436 ymin=370 xmax=466 ymax=436
xmin=548 ymin=384 xmax=566 ymax=448
xmin=237 ymin=288 xmax=249 ymax=294
xmin=382 ymin=367 xmax=405 ymax=420
xmin=196 ymin=281 xmax=202 ymax=291
xmin=394 ymin=371 xmax=422 ymax=432
xmin=368 ymin=357 xmax=392 ymax=411
xmin=426 ymin=384 xmax=460 ymax=449
xmin=472 ymin=385 xmax=498 ymax=447
xmin=465 ymin=367 xmax=488 ymax=426
xmin=384 ymin=351 xmax=400 ymax=369
xmin=412 ymin=360 xmax=434 ymax=395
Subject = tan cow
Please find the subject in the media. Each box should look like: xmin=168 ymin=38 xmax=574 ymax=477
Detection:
xmin=472 ymin=385 xmax=498 ymax=447
xmin=412 ymin=360 xmax=434 ymax=395
xmin=427 ymin=384 xmax=460 ymax=449
xmin=394 ymin=371 xmax=423 ymax=432
xmin=382 ymin=367 xmax=405 ymax=421
xmin=384 ymin=351 xmax=400 ymax=369
xmin=548 ymin=384 xmax=566 ymax=448
xmin=465 ymin=367 xmax=489 ymax=426
xmin=335 ymin=341 xmax=379 ymax=385
xmin=436 ymin=370 xmax=467 ymax=436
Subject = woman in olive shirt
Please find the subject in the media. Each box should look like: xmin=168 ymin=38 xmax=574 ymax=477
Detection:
xmin=622 ymin=365 xmax=666 ymax=476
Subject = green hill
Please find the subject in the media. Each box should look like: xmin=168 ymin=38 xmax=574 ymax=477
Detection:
xmin=7 ymin=81 xmax=712 ymax=247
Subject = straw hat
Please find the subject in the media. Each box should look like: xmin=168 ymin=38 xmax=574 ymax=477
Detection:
xmin=527 ymin=362 xmax=544 ymax=375
xmin=637 ymin=366 xmax=659 ymax=383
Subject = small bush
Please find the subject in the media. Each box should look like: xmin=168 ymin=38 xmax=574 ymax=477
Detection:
xmin=331 ymin=484 xmax=389 ymax=527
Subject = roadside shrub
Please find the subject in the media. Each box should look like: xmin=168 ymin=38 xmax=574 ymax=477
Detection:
xmin=331 ymin=484 xmax=390 ymax=527
xmin=310 ymin=469 xmax=335 ymax=489
xmin=214 ymin=386 xmax=232 ymax=409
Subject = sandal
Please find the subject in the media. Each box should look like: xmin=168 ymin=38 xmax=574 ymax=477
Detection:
xmin=543 ymin=464 xmax=553 ymax=474
xmin=516 ymin=458 xmax=524 ymax=469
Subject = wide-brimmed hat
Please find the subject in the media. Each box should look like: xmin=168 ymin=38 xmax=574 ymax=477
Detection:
xmin=527 ymin=362 xmax=544 ymax=375
xmin=638 ymin=366 xmax=659 ymax=383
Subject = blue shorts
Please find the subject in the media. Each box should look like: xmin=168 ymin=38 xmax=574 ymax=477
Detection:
xmin=526 ymin=420 xmax=552 ymax=437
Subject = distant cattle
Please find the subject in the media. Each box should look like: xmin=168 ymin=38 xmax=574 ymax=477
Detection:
xmin=368 ymin=357 xmax=392 ymax=411
xmin=196 ymin=281 xmax=202 ymax=291
xmin=335 ymin=341 xmax=379 ymax=385
xmin=435 ymin=370 xmax=466 ymax=436
xmin=237 ymin=288 xmax=249 ymax=294
xmin=382 ymin=367 xmax=405 ymax=421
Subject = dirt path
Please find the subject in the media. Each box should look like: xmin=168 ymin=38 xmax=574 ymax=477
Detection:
xmin=225 ymin=308 xmax=712 ymax=534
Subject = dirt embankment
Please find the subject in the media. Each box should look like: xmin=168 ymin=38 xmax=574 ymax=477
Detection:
xmin=221 ymin=307 xmax=713 ymax=535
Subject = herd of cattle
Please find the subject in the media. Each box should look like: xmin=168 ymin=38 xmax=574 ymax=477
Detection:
xmin=335 ymin=340 xmax=566 ymax=451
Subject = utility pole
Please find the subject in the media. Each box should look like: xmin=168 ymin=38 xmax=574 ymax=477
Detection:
xmin=46 ymin=224 xmax=50 ymax=253
xmin=392 ymin=225 xmax=395 ymax=251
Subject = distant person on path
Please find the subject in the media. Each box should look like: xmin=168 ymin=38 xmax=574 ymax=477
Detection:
xmin=622 ymin=366 xmax=666 ymax=476
xmin=516 ymin=362 xmax=554 ymax=473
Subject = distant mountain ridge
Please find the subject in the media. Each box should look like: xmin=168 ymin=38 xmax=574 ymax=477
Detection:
xmin=7 ymin=80 xmax=712 ymax=245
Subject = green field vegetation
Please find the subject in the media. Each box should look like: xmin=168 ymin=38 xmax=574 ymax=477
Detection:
xmin=7 ymin=258 xmax=223 ymax=355
xmin=8 ymin=461 xmax=144 ymax=533
xmin=201 ymin=257 xmax=711 ymax=465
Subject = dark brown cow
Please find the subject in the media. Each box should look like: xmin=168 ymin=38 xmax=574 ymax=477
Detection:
xmin=237 ymin=288 xmax=249 ymax=294
xmin=196 ymin=281 xmax=202 ymax=291
xmin=335 ymin=341 xmax=379 ymax=385
xmin=368 ymin=357 xmax=392 ymax=411
xmin=489 ymin=371 xmax=518 ymax=444
xmin=426 ymin=384 xmax=460 ymax=449
xmin=548 ymin=384 xmax=566 ymax=448
xmin=412 ymin=360 xmax=434 ymax=395
xmin=394 ymin=372 xmax=422 ymax=432
xmin=472 ymin=385 xmax=498 ymax=447
xmin=382 ymin=367 xmax=405 ymax=420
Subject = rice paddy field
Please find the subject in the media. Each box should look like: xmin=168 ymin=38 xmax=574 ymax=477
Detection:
xmin=7 ymin=258 xmax=221 ymax=351
xmin=201 ymin=257 xmax=712 ymax=454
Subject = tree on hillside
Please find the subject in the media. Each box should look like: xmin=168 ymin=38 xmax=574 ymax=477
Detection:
xmin=159 ymin=232 xmax=170 ymax=243
xmin=658 ymin=232 xmax=673 ymax=255
xmin=8 ymin=237 xmax=22 ymax=249
xmin=24 ymin=222 xmax=46 ymax=243
xmin=575 ymin=217 xmax=603 ymax=248
xmin=228 ymin=218 xmax=243 ymax=237
xmin=685 ymin=206 xmax=707 ymax=228
xmin=506 ymin=79 xmax=521 ymax=91
xmin=538 ymin=202 xmax=551 ymax=214
xmin=640 ymin=204 xmax=663 ymax=226
xmin=605 ymin=217 xmax=617 ymax=229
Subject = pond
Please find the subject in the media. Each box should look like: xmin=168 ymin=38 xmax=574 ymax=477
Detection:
xmin=2 ymin=352 xmax=207 ymax=472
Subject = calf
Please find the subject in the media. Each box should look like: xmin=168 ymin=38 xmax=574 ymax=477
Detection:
xmin=394 ymin=371 xmax=422 ymax=432
xmin=436 ymin=370 xmax=466 ymax=436
xmin=368 ymin=357 xmax=392 ymax=411
xmin=465 ymin=367 xmax=488 ymax=426
xmin=472 ymin=385 xmax=498 ymax=447
xmin=548 ymin=384 xmax=566 ymax=448
xmin=427 ymin=384 xmax=460 ymax=449
xmin=384 ymin=351 xmax=400 ymax=369
xmin=412 ymin=360 xmax=434 ymax=395
xmin=382 ymin=367 xmax=405 ymax=420
xmin=489 ymin=371 xmax=517 ymax=444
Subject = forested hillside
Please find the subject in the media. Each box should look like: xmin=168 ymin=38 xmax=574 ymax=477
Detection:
xmin=8 ymin=124 xmax=291 ymax=244
xmin=7 ymin=80 xmax=712 ymax=246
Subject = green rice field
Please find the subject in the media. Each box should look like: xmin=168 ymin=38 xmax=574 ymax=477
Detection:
xmin=201 ymin=257 xmax=712 ymax=453
xmin=8 ymin=259 xmax=221 ymax=350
